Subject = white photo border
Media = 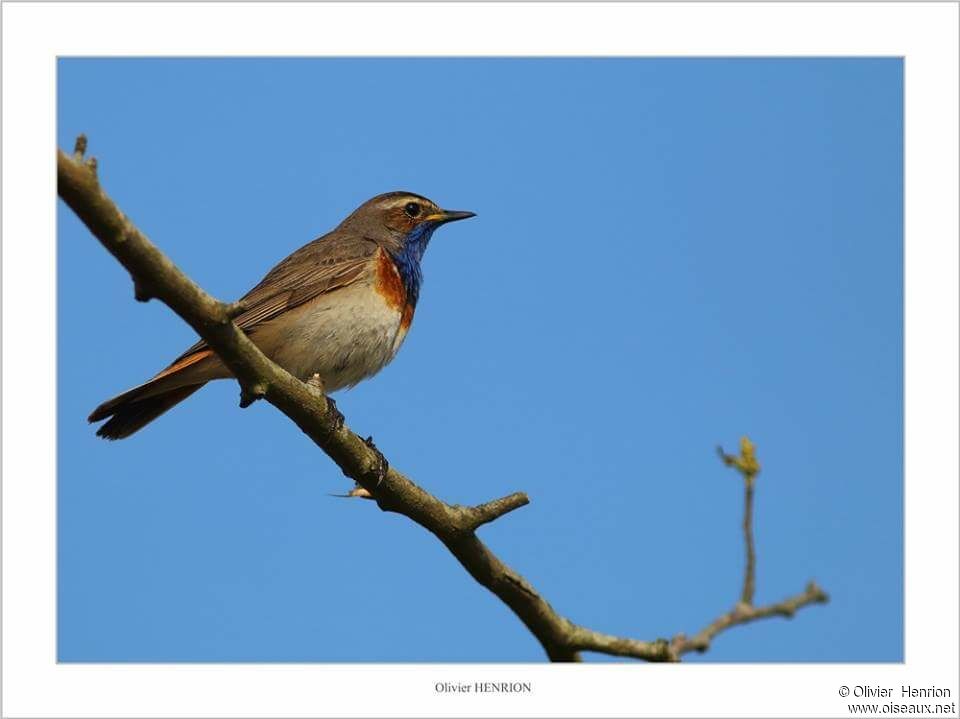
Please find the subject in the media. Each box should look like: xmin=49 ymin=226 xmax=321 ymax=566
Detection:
xmin=3 ymin=2 xmax=957 ymax=718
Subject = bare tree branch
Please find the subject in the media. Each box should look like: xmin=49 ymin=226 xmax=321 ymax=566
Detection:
xmin=670 ymin=581 xmax=829 ymax=658
xmin=741 ymin=480 xmax=758 ymax=604
xmin=665 ymin=439 xmax=831 ymax=660
xmin=58 ymin=139 xmax=828 ymax=662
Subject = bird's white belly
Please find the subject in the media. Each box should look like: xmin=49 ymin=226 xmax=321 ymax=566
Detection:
xmin=253 ymin=280 xmax=408 ymax=391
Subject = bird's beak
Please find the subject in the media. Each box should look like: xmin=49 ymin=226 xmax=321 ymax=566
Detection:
xmin=427 ymin=209 xmax=476 ymax=224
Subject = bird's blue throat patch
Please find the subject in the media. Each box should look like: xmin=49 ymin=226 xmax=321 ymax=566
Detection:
xmin=391 ymin=222 xmax=438 ymax=308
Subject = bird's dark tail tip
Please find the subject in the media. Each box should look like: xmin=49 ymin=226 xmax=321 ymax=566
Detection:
xmin=91 ymin=384 xmax=205 ymax=440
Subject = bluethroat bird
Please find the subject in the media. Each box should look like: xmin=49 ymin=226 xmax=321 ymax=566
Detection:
xmin=88 ymin=192 xmax=475 ymax=439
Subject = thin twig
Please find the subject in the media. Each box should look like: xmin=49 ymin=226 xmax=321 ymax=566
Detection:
xmin=719 ymin=437 xmax=760 ymax=605
xmin=742 ymin=479 xmax=757 ymax=604
xmin=461 ymin=492 xmax=530 ymax=531
xmin=670 ymin=581 xmax=830 ymax=658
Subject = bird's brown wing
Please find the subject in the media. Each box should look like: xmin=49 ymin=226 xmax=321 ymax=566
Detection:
xmin=172 ymin=233 xmax=378 ymax=362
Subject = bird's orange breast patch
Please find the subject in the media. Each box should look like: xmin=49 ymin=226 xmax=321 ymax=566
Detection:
xmin=375 ymin=249 xmax=415 ymax=330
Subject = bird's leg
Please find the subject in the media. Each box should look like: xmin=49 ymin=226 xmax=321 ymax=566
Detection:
xmin=306 ymin=373 xmax=325 ymax=392
xmin=325 ymin=397 xmax=344 ymax=429
xmin=363 ymin=436 xmax=389 ymax=487
xmin=307 ymin=373 xmax=344 ymax=429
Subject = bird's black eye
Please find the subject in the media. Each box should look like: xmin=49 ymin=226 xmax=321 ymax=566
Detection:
xmin=404 ymin=202 xmax=422 ymax=218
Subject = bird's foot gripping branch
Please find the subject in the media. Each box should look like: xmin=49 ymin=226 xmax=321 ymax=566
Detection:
xmin=58 ymin=136 xmax=828 ymax=662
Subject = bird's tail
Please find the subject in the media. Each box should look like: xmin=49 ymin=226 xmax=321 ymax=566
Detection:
xmin=89 ymin=384 xmax=205 ymax=440
xmin=88 ymin=349 xmax=216 ymax=440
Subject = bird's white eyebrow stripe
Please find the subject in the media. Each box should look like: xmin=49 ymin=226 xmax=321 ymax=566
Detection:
xmin=383 ymin=194 xmax=436 ymax=209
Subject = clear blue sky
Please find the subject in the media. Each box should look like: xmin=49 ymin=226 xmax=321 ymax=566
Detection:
xmin=57 ymin=58 xmax=902 ymax=662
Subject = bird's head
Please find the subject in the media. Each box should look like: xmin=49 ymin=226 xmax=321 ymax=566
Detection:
xmin=340 ymin=191 xmax=475 ymax=260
